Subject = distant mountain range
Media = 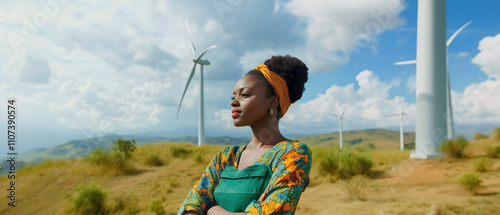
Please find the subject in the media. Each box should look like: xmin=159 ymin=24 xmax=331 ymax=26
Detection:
xmin=1 ymin=129 xmax=415 ymax=174
xmin=295 ymin=128 xmax=415 ymax=148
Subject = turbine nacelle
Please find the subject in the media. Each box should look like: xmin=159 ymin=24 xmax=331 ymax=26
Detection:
xmin=196 ymin=59 xmax=210 ymax=65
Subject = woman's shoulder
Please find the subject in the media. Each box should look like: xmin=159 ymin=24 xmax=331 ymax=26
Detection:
xmin=214 ymin=145 xmax=245 ymax=159
xmin=276 ymin=139 xmax=311 ymax=156
xmin=219 ymin=144 xmax=244 ymax=154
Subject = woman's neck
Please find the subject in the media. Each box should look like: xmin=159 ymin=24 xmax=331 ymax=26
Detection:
xmin=249 ymin=118 xmax=287 ymax=149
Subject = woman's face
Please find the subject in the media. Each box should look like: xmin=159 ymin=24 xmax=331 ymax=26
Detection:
xmin=231 ymin=74 xmax=274 ymax=127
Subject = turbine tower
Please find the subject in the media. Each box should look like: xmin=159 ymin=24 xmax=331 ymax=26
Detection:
xmin=387 ymin=105 xmax=409 ymax=151
xmin=176 ymin=21 xmax=217 ymax=147
xmin=333 ymin=109 xmax=347 ymax=148
xmin=395 ymin=20 xmax=473 ymax=140
xmin=413 ymin=0 xmax=447 ymax=159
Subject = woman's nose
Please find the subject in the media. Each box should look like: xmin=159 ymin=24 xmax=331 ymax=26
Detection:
xmin=231 ymin=98 xmax=238 ymax=107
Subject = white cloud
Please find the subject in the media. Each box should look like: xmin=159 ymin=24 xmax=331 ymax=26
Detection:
xmin=451 ymin=33 xmax=500 ymax=126
xmin=356 ymin=70 xmax=392 ymax=99
xmin=4 ymin=51 xmax=51 ymax=83
xmin=0 ymin=83 xmax=13 ymax=93
xmin=452 ymin=79 xmax=500 ymax=126
xmin=456 ymin=51 xmax=470 ymax=57
xmin=406 ymin=74 xmax=416 ymax=93
xmin=214 ymin=109 xmax=233 ymax=129
xmin=284 ymin=0 xmax=406 ymax=70
xmin=238 ymin=48 xmax=276 ymax=73
xmin=472 ymin=33 xmax=500 ymax=80
xmin=0 ymin=0 xmax=197 ymax=131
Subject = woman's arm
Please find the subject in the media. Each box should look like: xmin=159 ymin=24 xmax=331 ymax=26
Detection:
xmin=207 ymin=205 xmax=246 ymax=215
xmin=178 ymin=147 xmax=235 ymax=215
xmin=244 ymin=143 xmax=312 ymax=214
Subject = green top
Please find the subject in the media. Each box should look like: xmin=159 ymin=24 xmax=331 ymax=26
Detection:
xmin=213 ymin=164 xmax=272 ymax=212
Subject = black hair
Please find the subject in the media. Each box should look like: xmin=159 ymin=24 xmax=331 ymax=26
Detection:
xmin=245 ymin=55 xmax=309 ymax=119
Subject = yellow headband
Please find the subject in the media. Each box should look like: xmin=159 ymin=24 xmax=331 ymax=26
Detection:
xmin=254 ymin=64 xmax=291 ymax=118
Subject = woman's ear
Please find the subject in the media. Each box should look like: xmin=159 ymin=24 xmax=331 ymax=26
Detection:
xmin=269 ymin=95 xmax=280 ymax=109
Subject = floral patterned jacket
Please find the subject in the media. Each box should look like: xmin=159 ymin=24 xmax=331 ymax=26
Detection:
xmin=178 ymin=139 xmax=312 ymax=215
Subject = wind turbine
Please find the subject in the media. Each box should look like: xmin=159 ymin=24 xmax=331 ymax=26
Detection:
xmin=395 ymin=20 xmax=473 ymax=140
xmin=332 ymin=109 xmax=348 ymax=148
xmin=176 ymin=21 xmax=217 ymax=147
xmin=387 ymin=105 xmax=409 ymax=151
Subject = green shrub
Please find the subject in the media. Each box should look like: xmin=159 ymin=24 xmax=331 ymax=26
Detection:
xmin=149 ymin=199 xmax=166 ymax=215
xmin=439 ymin=136 xmax=469 ymax=158
xmin=453 ymin=172 xmax=481 ymax=193
xmin=171 ymin=146 xmax=193 ymax=158
xmin=340 ymin=175 xmax=370 ymax=201
xmin=144 ymin=152 xmax=164 ymax=166
xmin=470 ymin=157 xmax=493 ymax=172
xmin=167 ymin=177 xmax=179 ymax=188
xmin=83 ymin=148 xmax=133 ymax=174
xmin=473 ymin=132 xmax=489 ymax=140
xmin=84 ymin=148 xmax=111 ymax=165
xmin=71 ymin=182 xmax=107 ymax=215
xmin=355 ymin=146 xmax=368 ymax=152
xmin=194 ymin=153 xmax=204 ymax=164
xmin=404 ymin=142 xmax=415 ymax=150
xmin=487 ymin=144 xmax=500 ymax=158
xmin=317 ymin=147 xmax=373 ymax=179
xmin=317 ymin=148 xmax=338 ymax=176
xmin=491 ymin=128 xmax=500 ymax=141
xmin=112 ymin=139 xmax=137 ymax=159
xmin=84 ymin=149 xmax=126 ymax=168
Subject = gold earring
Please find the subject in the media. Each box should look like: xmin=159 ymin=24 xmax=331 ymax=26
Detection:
xmin=269 ymin=108 xmax=274 ymax=117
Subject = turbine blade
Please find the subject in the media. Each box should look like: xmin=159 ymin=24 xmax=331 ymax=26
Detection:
xmin=394 ymin=60 xmax=417 ymax=65
xmin=185 ymin=21 xmax=196 ymax=59
xmin=447 ymin=20 xmax=473 ymax=46
xmin=384 ymin=113 xmax=399 ymax=118
xmin=193 ymin=45 xmax=217 ymax=63
xmin=176 ymin=63 xmax=198 ymax=119
xmin=341 ymin=109 xmax=345 ymax=118
xmin=201 ymin=45 xmax=217 ymax=54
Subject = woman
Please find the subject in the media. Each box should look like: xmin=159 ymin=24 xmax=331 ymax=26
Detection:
xmin=178 ymin=55 xmax=311 ymax=215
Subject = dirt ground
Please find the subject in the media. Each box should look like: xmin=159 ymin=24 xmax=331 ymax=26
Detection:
xmin=297 ymin=158 xmax=500 ymax=215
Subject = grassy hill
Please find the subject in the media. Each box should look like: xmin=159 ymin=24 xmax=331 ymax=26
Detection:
xmin=16 ymin=134 xmax=252 ymax=166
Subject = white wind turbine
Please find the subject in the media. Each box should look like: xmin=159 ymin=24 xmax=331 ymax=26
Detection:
xmin=395 ymin=20 xmax=473 ymax=140
xmin=176 ymin=21 xmax=217 ymax=147
xmin=387 ymin=105 xmax=409 ymax=151
xmin=332 ymin=109 xmax=349 ymax=149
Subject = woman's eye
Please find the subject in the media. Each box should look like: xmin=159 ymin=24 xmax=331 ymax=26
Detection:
xmin=231 ymin=94 xmax=249 ymax=100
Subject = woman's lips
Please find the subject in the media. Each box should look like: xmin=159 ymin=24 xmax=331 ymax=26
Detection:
xmin=232 ymin=111 xmax=241 ymax=118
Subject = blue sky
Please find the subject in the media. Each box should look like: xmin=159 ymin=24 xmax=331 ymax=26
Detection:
xmin=0 ymin=0 xmax=499 ymax=153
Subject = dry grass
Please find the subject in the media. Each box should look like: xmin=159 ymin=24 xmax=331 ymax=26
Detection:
xmin=1 ymin=139 xmax=500 ymax=215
